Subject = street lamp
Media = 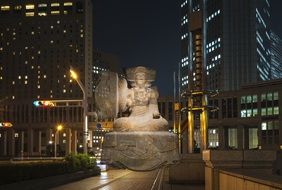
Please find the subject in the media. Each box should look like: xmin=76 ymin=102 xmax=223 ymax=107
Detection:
xmin=54 ymin=124 xmax=63 ymax=158
xmin=70 ymin=66 xmax=88 ymax=154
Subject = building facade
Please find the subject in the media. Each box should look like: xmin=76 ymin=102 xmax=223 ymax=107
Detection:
xmin=270 ymin=32 xmax=282 ymax=79
xmin=158 ymin=96 xmax=174 ymax=130
xmin=180 ymin=0 xmax=272 ymax=93
xmin=181 ymin=79 xmax=282 ymax=153
xmin=92 ymin=49 xmax=120 ymax=91
xmin=0 ymin=0 xmax=95 ymax=157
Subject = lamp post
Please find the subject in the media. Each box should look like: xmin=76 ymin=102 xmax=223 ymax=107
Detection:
xmin=54 ymin=124 xmax=63 ymax=158
xmin=70 ymin=67 xmax=88 ymax=154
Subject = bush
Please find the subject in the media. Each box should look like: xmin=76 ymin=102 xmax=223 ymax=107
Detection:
xmin=0 ymin=162 xmax=68 ymax=185
xmin=65 ymin=153 xmax=81 ymax=172
xmin=0 ymin=154 xmax=100 ymax=185
xmin=77 ymin=154 xmax=91 ymax=169
xmin=65 ymin=153 xmax=97 ymax=171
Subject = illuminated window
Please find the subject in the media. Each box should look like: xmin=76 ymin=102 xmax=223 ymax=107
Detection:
xmin=1 ymin=5 xmax=10 ymax=11
xmin=240 ymin=110 xmax=246 ymax=117
xmin=64 ymin=2 xmax=73 ymax=6
xmin=26 ymin=12 xmax=34 ymax=17
xmin=208 ymin=129 xmax=219 ymax=148
xmin=246 ymin=96 xmax=252 ymax=103
xmin=261 ymin=108 xmax=266 ymax=116
xmin=249 ymin=128 xmax=258 ymax=149
xmin=252 ymin=95 xmax=258 ymax=102
xmin=246 ymin=109 xmax=252 ymax=117
xmin=261 ymin=122 xmax=267 ymax=130
xmin=38 ymin=12 xmax=47 ymax=16
xmin=51 ymin=3 xmax=60 ymax=7
xmin=261 ymin=94 xmax=266 ymax=101
xmin=274 ymin=107 xmax=279 ymax=115
xmin=267 ymin=93 xmax=273 ymax=101
xmin=267 ymin=107 xmax=273 ymax=116
xmin=228 ymin=128 xmax=238 ymax=149
xmin=25 ymin=4 xmax=34 ymax=10
xmin=253 ymin=109 xmax=258 ymax=116
xmin=38 ymin=3 xmax=47 ymax=8
xmin=51 ymin=11 xmax=60 ymax=15
xmin=273 ymin=92 xmax=279 ymax=100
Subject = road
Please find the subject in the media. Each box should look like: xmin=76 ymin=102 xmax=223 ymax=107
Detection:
xmin=52 ymin=168 xmax=204 ymax=190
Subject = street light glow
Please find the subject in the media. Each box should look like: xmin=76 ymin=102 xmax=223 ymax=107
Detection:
xmin=70 ymin=69 xmax=78 ymax=80
xmin=0 ymin=122 xmax=13 ymax=128
xmin=57 ymin=124 xmax=63 ymax=131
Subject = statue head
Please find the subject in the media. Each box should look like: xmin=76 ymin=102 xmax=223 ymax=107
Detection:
xmin=126 ymin=66 xmax=156 ymax=87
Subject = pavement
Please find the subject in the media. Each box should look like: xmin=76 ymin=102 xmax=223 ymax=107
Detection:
xmin=51 ymin=169 xmax=133 ymax=190
xmin=53 ymin=168 xmax=204 ymax=190
xmin=0 ymin=168 xmax=204 ymax=190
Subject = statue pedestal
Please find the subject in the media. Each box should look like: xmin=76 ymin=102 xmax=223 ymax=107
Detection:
xmin=102 ymin=131 xmax=180 ymax=171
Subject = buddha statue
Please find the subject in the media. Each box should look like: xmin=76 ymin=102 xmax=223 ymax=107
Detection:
xmin=114 ymin=66 xmax=168 ymax=131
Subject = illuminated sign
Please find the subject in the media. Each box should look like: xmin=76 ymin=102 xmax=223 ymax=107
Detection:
xmin=33 ymin=100 xmax=55 ymax=107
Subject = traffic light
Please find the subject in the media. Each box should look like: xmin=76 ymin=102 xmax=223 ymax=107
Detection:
xmin=0 ymin=122 xmax=13 ymax=128
xmin=33 ymin=100 xmax=55 ymax=107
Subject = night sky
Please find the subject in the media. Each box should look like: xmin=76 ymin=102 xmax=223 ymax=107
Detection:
xmin=93 ymin=0 xmax=282 ymax=96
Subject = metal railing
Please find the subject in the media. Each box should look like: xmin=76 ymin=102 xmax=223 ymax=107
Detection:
xmin=151 ymin=166 xmax=166 ymax=190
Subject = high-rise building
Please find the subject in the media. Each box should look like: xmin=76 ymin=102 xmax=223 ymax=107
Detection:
xmin=92 ymin=49 xmax=120 ymax=91
xmin=180 ymin=0 xmax=272 ymax=92
xmin=0 ymin=0 xmax=93 ymax=157
xmin=270 ymin=32 xmax=282 ymax=79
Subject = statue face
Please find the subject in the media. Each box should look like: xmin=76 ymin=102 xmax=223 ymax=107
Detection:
xmin=135 ymin=72 xmax=146 ymax=86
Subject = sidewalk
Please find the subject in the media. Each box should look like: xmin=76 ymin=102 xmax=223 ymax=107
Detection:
xmin=0 ymin=169 xmax=108 ymax=190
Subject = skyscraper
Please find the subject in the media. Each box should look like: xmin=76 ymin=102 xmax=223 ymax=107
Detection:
xmin=0 ymin=0 xmax=93 ymax=101
xmin=0 ymin=0 xmax=93 ymax=156
xmin=92 ymin=49 xmax=120 ymax=91
xmin=180 ymin=0 xmax=272 ymax=92
xmin=270 ymin=32 xmax=282 ymax=79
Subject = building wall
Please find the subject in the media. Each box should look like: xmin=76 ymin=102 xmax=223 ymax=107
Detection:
xmin=270 ymin=32 xmax=282 ymax=79
xmin=206 ymin=79 xmax=282 ymax=151
xmin=158 ymin=96 xmax=174 ymax=130
xmin=0 ymin=0 xmax=94 ymax=157
xmin=0 ymin=0 xmax=93 ymax=101
xmin=180 ymin=0 xmax=272 ymax=93
xmin=92 ymin=49 xmax=120 ymax=91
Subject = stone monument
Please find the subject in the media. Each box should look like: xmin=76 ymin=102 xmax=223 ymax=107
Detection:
xmin=96 ymin=66 xmax=179 ymax=171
